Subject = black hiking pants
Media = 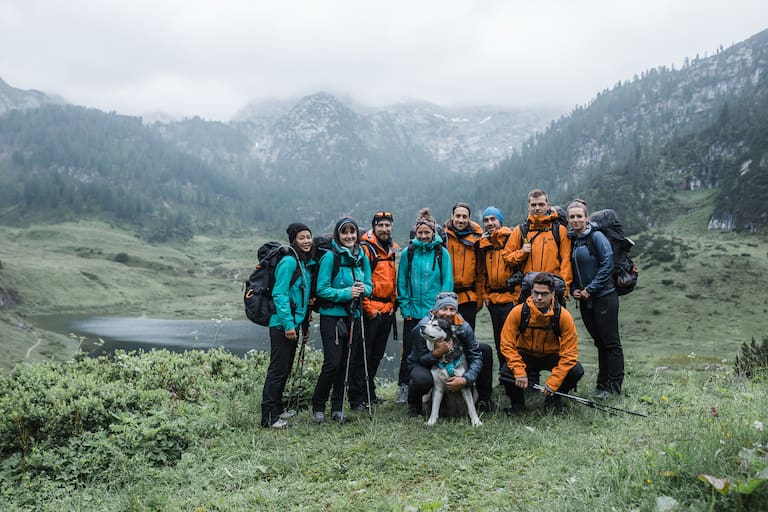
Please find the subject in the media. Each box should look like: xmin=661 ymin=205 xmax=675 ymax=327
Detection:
xmin=312 ymin=315 xmax=360 ymax=413
xmin=261 ymin=327 xmax=298 ymax=427
xmin=487 ymin=301 xmax=515 ymax=369
xmin=580 ymin=290 xmax=624 ymax=393
xmin=458 ymin=301 xmax=478 ymax=331
xmin=348 ymin=312 xmax=393 ymax=405
xmin=408 ymin=343 xmax=494 ymax=411
xmin=398 ymin=318 xmax=420 ymax=386
xmin=502 ymin=352 xmax=584 ymax=405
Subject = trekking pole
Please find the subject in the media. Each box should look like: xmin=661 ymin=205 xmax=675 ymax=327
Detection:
xmin=359 ymin=308 xmax=373 ymax=418
xmin=340 ymin=304 xmax=357 ymax=423
xmin=532 ymin=384 xmax=647 ymax=417
xmin=295 ymin=320 xmax=309 ymax=409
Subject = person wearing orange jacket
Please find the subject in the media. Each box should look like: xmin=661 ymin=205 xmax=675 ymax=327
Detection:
xmin=477 ymin=206 xmax=518 ymax=369
xmin=506 ymin=189 xmax=573 ymax=298
xmin=444 ymin=202 xmax=484 ymax=330
xmin=354 ymin=210 xmax=399 ymax=407
xmin=498 ymin=273 xmax=584 ymax=415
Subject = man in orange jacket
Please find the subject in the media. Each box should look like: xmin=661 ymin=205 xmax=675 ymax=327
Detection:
xmin=506 ymin=189 xmax=573 ymax=297
xmin=354 ymin=210 xmax=399 ymax=407
xmin=444 ymin=202 xmax=484 ymax=330
xmin=477 ymin=206 xmax=518 ymax=370
xmin=499 ymin=273 xmax=584 ymax=415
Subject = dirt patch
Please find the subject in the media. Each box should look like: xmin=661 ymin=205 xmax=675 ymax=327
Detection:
xmin=0 ymin=287 xmax=20 ymax=309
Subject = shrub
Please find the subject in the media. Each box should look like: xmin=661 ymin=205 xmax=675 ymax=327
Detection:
xmin=734 ymin=336 xmax=768 ymax=380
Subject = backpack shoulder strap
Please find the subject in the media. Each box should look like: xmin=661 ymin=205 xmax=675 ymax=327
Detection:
xmin=519 ymin=301 xmax=561 ymax=338
xmin=359 ymin=240 xmax=379 ymax=271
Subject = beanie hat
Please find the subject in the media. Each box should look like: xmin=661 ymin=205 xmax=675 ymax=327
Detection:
xmin=371 ymin=211 xmax=394 ymax=227
xmin=414 ymin=207 xmax=436 ymax=232
xmin=286 ymin=222 xmax=311 ymax=243
xmin=432 ymin=292 xmax=459 ymax=312
xmin=334 ymin=217 xmax=359 ymax=241
xmin=482 ymin=206 xmax=504 ymax=225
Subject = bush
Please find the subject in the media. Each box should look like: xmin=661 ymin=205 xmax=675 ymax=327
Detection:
xmin=734 ymin=336 xmax=768 ymax=380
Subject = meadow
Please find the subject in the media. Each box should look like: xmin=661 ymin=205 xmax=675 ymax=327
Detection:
xmin=1 ymin=193 xmax=767 ymax=510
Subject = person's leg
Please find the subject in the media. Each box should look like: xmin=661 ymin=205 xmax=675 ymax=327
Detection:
xmin=261 ymin=327 xmax=297 ymax=426
xmin=311 ymin=316 xmax=345 ymax=413
xmin=580 ymin=299 xmax=608 ymax=391
xmin=398 ymin=318 xmax=419 ymax=385
xmin=488 ymin=302 xmax=514 ymax=369
xmin=591 ymin=292 xmax=624 ymax=393
xmin=458 ymin=301 xmax=478 ymax=331
xmin=368 ymin=313 xmax=393 ymax=401
xmin=347 ymin=316 xmax=366 ymax=408
xmin=407 ymin=365 xmax=434 ymax=415
xmin=476 ymin=342 xmax=493 ymax=405
xmin=331 ymin=317 xmax=356 ymax=413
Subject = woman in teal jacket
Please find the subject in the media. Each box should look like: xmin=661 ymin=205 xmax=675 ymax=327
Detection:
xmin=261 ymin=223 xmax=314 ymax=429
xmin=395 ymin=208 xmax=453 ymax=403
xmin=311 ymin=217 xmax=373 ymax=423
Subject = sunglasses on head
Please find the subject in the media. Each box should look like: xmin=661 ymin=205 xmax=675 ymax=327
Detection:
xmin=374 ymin=211 xmax=393 ymax=219
xmin=436 ymin=291 xmax=458 ymax=300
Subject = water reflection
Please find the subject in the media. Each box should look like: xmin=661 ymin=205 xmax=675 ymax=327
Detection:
xmin=31 ymin=315 xmax=402 ymax=379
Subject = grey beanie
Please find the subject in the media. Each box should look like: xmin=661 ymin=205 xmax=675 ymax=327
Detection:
xmin=432 ymin=292 xmax=459 ymax=312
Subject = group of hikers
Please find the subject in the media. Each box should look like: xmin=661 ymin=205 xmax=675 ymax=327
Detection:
xmin=259 ymin=188 xmax=625 ymax=429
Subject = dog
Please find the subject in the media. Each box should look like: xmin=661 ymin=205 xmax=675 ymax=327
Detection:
xmin=419 ymin=317 xmax=482 ymax=427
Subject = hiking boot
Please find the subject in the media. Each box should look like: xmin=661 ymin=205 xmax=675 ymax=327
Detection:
xmin=396 ymin=384 xmax=409 ymax=404
xmin=592 ymin=389 xmax=612 ymax=401
xmin=312 ymin=411 xmax=325 ymax=424
xmin=505 ymin=402 xmax=526 ymax=417
xmin=331 ymin=411 xmax=348 ymax=423
xmin=268 ymin=418 xmax=291 ymax=429
xmin=279 ymin=409 xmax=297 ymax=419
xmin=545 ymin=396 xmax=567 ymax=415
xmin=352 ymin=403 xmax=369 ymax=413
xmin=477 ymin=399 xmax=495 ymax=413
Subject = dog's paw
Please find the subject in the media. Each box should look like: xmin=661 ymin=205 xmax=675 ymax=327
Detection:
xmin=471 ymin=419 xmax=483 ymax=427
xmin=425 ymin=420 xmax=437 ymax=427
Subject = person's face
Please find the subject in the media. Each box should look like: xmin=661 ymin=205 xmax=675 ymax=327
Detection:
xmin=528 ymin=194 xmax=549 ymax=216
xmin=568 ymin=206 xmax=588 ymax=233
xmin=373 ymin=220 xmax=392 ymax=242
xmin=339 ymin=224 xmax=358 ymax=248
xmin=294 ymin=230 xmax=313 ymax=254
xmin=415 ymin=224 xmax=434 ymax=243
xmin=451 ymin=207 xmax=470 ymax=231
xmin=483 ymin=215 xmax=501 ymax=234
xmin=531 ymin=283 xmax=552 ymax=310
xmin=434 ymin=305 xmax=457 ymax=322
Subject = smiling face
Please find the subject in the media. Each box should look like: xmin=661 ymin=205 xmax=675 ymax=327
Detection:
xmin=294 ymin=230 xmax=313 ymax=254
xmin=451 ymin=206 xmax=470 ymax=231
xmin=415 ymin=224 xmax=434 ymax=243
xmin=373 ymin=220 xmax=391 ymax=243
xmin=482 ymin=215 xmax=501 ymax=235
xmin=339 ymin=223 xmax=358 ymax=248
xmin=568 ymin=205 xmax=588 ymax=233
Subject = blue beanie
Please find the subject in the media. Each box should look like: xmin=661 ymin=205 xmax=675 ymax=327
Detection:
xmin=482 ymin=206 xmax=503 ymax=225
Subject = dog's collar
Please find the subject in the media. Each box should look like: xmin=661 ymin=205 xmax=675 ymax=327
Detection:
xmin=438 ymin=357 xmax=461 ymax=377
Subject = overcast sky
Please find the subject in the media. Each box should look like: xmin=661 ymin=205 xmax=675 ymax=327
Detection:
xmin=1 ymin=1 xmax=767 ymax=121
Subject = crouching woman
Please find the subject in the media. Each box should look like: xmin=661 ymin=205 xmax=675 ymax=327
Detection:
xmin=260 ymin=222 xmax=314 ymax=429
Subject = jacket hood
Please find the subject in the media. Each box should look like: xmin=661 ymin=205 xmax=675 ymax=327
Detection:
xmin=526 ymin=210 xmax=560 ymax=230
xmin=411 ymin=233 xmax=444 ymax=250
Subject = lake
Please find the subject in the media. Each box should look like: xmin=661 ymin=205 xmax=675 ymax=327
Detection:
xmin=31 ymin=314 xmax=403 ymax=379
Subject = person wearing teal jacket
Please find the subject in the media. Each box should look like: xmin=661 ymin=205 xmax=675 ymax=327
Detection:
xmin=261 ymin=223 xmax=315 ymax=429
xmin=395 ymin=208 xmax=453 ymax=403
xmin=311 ymin=217 xmax=373 ymax=423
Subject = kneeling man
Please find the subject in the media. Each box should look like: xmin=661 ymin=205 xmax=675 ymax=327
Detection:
xmin=407 ymin=292 xmax=493 ymax=417
xmin=500 ymin=273 xmax=584 ymax=414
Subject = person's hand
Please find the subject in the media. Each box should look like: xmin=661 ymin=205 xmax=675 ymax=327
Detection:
xmin=515 ymin=376 xmax=528 ymax=389
xmin=285 ymin=328 xmax=297 ymax=341
xmin=445 ymin=376 xmax=467 ymax=391
xmin=580 ymin=289 xmax=591 ymax=299
xmin=350 ymin=281 xmax=365 ymax=298
xmin=432 ymin=339 xmax=453 ymax=358
xmin=541 ymin=385 xmax=555 ymax=397
xmin=572 ymin=288 xmax=583 ymax=299
xmin=522 ymin=242 xmax=532 ymax=253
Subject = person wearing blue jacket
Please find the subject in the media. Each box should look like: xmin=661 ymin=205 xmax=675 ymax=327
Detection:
xmin=396 ymin=208 xmax=453 ymax=404
xmin=260 ymin=223 xmax=314 ymax=429
xmin=568 ymin=199 xmax=624 ymax=399
xmin=311 ymin=217 xmax=373 ymax=423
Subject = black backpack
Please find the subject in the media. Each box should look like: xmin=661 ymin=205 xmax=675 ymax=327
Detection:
xmin=517 ymin=271 xmax=567 ymax=307
xmin=243 ymin=242 xmax=302 ymax=326
xmin=586 ymin=209 xmax=638 ymax=296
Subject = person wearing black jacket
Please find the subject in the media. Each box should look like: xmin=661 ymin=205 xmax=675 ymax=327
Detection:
xmin=406 ymin=292 xmax=494 ymax=417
